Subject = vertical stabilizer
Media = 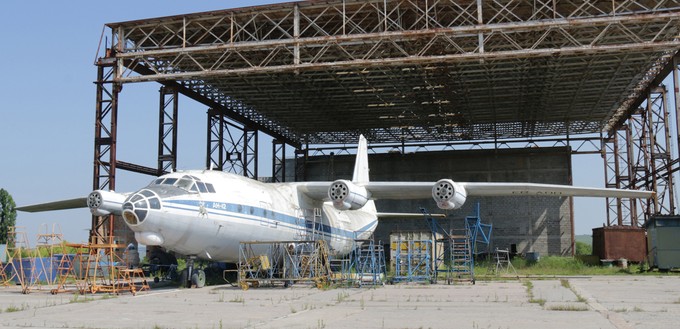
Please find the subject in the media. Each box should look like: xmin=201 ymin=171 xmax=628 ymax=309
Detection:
xmin=352 ymin=135 xmax=370 ymax=183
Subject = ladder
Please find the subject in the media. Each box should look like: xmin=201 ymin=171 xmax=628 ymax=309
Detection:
xmin=445 ymin=231 xmax=474 ymax=284
xmin=490 ymin=248 xmax=518 ymax=277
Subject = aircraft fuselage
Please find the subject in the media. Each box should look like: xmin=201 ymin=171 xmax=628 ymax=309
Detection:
xmin=121 ymin=170 xmax=377 ymax=262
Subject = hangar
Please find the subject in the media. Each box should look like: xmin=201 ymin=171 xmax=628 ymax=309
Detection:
xmin=91 ymin=0 xmax=680 ymax=256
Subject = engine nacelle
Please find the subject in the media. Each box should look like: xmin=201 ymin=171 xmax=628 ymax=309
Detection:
xmin=432 ymin=179 xmax=467 ymax=210
xmin=328 ymin=180 xmax=370 ymax=210
xmin=87 ymin=190 xmax=126 ymax=216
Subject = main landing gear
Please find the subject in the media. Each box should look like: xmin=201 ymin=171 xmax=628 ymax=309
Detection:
xmin=180 ymin=256 xmax=206 ymax=288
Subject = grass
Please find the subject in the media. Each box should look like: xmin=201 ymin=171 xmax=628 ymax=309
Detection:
xmin=523 ymin=281 xmax=546 ymax=307
xmin=546 ymin=304 xmax=589 ymax=311
xmin=4 ymin=303 xmax=28 ymax=313
xmin=475 ymin=256 xmax=660 ymax=277
xmin=69 ymin=294 xmax=95 ymax=304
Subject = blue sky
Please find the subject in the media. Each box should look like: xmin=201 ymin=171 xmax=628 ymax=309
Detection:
xmin=0 ymin=1 xmax=634 ymax=246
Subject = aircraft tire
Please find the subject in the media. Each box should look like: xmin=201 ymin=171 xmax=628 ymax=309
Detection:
xmin=191 ymin=270 xmax=206 ymax=288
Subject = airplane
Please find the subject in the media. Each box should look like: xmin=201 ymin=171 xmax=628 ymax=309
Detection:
xmin=18 ymin=135 xmax=654 ymax=287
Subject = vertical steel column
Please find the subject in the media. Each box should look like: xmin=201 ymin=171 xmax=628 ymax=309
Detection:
xmin=628 ymin=107 xmax=653 ymax=225
xmin=646 ymin=86 xmax=676 ymax=216
xmin=272 ymin=140 xmax=287 ymax=182
xmin=603 ymin=126 xmax=636 ymax=226
xmin=674 ymin=57 xmax=680 ymax=177
xmin=243 ymin=129 xmax=258 ymax=179
xmin=158 ymin=86 xmax=178 ymax=175
xmin=207 ymin=108 xmax=225 ymax=170
xmin=294 ymin=136 xmax=309 ymax=182
xmin=206 ymin=109 xmax=252 ymax=176
xmin=93 ymin=54 xmax=119 ymax=244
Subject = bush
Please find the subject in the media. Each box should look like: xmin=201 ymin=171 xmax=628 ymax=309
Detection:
xmin=575 ymin=241 xmax=592 ymax=256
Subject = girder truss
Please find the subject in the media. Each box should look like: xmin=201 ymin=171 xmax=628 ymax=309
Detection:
xmin=104 ymin=0 xmax=680 ymax=144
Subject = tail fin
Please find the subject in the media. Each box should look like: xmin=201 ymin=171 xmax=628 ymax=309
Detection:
xmin=352 ymin=135 xmax=370 ymax=183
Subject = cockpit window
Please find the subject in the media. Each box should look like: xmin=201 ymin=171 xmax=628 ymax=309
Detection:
xmin=149 ymin=175 xmax=216 ymax=193
xmin=177 ymin=177 xmax=193 ymax=190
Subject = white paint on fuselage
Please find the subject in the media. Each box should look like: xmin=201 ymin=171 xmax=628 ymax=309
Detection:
xmin=128 ymin=170 xmax=377 ymax=262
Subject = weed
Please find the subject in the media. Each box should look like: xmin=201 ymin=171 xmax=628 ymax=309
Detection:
xmin=633 ymin=306 xmax=644 ymax=312
xmin=613 ymin=308 xmax=628 ymax=313
xmin=530 ymin=298 xmax=546 ymax=307
xmin=229 ymin=294 xmax=244 ymax=303
xmin=560 ymin=279 xmax=570 ymax=289
xmin=5 ymin=304 xmax=25 ymax=313
xmin=336 ymin=291 xmax=349 ymax=303
xmin=290 ymin=305 xmax=297 ymax=314
xmin=69 ymin=294 xmax=94 ymax=304
xmin=524 ymin=281 xmax=545 ymax=306
xmin=546 ymin=304 xmax=589 ymax=311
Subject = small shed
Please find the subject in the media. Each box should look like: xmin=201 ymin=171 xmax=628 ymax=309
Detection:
xmin=644 ymin=216 xmax=680 ymax=270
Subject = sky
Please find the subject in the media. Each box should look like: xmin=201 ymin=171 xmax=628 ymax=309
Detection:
xmin=0 ymin=1 xmax=673 ymax=247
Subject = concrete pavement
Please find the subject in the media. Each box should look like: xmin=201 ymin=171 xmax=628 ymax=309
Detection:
xmin=0 ymin=276 xmax=678 ymax=328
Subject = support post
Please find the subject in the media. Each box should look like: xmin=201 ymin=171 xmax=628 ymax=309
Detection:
xmin=272 ymin=140 xmax=286 ymax=182
xmin=93 ymin=53 xmax=119 ymax=244
xmin=206 ymin=109 xmax=253 ymax=176
xmin=158 ymin=86 xmax=178 ymax=175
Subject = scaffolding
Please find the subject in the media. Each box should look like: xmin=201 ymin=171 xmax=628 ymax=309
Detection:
xmin=3 ymin=227 xmax=33 ymax=293
xmin=236 ymin=240 xmax=331 ymax=290
xmin=390 ymin=234 xmax=435 ymax=283
xmin=423 ymin=205 xmax=492 ymax=284
xmin=51 ymin=239 xmax=148 ymax=295
xmin=348 ymin=239 xmax=386 ymax=286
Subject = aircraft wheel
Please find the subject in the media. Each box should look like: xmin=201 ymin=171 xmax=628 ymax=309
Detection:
xmin=191 ymin=269 xmax=206 ymax=288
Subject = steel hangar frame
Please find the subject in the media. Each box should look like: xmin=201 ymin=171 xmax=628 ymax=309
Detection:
xmin=90 ymin=0 xmax=680 ymax=242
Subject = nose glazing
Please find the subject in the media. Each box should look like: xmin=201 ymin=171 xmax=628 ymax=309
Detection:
xmin=122 ymin=189 xmax=161 ymax=226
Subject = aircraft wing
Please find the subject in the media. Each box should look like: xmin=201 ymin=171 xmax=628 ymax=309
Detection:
xmin=365 ymin=182 xmax=654 ymax=199
xmin=17 ymin=197 xmax=88 ymax=212
xmin=297 ymin=181 xmax=654 ymax=200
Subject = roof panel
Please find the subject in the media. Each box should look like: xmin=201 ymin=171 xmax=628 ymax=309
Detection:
xmin=106 ymin=0 xmax=680 ymax=144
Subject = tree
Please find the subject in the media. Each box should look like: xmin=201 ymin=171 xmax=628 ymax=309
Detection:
xmin=0 ymin=188 xmax=17 ymax=245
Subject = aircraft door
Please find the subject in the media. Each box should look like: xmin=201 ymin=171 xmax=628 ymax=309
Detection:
xmin=259 ymin=201 xmax=277 ymax=228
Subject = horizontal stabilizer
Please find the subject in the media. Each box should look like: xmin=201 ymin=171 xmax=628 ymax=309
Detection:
xmin=17 ymin=197 xmax=88 ymax=213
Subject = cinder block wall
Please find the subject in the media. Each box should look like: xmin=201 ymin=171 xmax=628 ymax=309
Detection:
xmin=291 ymin=147 xmax=574 ymax=256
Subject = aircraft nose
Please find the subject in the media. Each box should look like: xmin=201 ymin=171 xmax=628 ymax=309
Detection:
xmin=122 ymin=189 xmax=162 ymax=226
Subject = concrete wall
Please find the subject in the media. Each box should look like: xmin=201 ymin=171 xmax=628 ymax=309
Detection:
xmin=290 ymin=147 xmax=574 ymax=256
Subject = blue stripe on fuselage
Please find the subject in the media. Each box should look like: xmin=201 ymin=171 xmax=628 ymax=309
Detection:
xmin=163 ymin=199 xmax=373 ymax=240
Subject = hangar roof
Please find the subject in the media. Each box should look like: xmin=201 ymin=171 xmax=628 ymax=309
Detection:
xmin=106 ymin=0 xmax=680 ymax=145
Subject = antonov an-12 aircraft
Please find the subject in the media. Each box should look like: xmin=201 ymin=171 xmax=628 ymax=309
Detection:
xmin=19 ymin=135 xmax=652 ymax=285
